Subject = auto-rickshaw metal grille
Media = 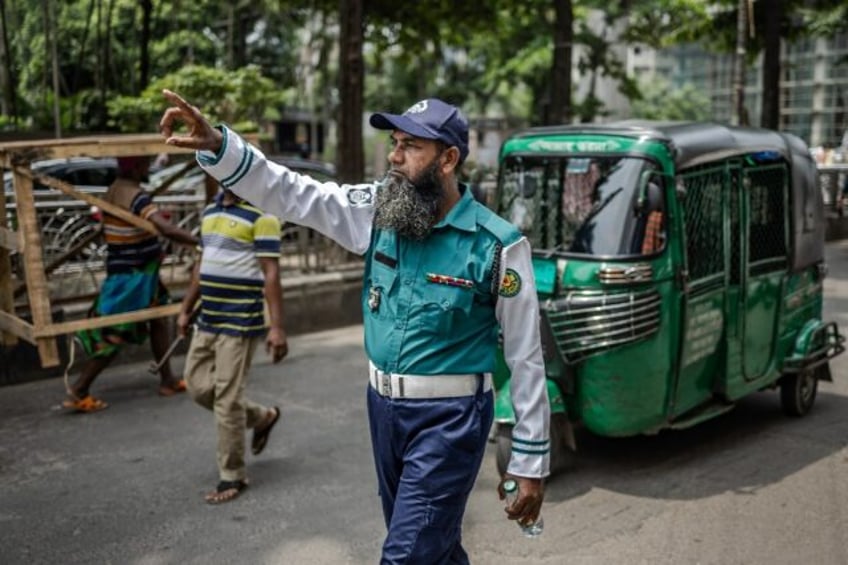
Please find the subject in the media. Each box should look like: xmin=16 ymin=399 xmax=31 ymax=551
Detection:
xmin=544 ymin=289 xmax=661 ymax=362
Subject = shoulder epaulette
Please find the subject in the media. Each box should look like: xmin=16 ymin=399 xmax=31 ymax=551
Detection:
xmin=478 ymin=205 xmax=522 ymax=247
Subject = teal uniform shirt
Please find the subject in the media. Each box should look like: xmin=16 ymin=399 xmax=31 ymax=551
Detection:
xmin=363 ymin=186 xmax=520 ymax=375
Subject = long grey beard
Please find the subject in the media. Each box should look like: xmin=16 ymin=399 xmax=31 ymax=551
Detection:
xmin=373 ymin=166 xmax=443 ymax=241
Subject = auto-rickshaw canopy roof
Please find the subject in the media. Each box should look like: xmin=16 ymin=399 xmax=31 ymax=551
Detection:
xmin=510 ymin=121 xmax=811 ymax=170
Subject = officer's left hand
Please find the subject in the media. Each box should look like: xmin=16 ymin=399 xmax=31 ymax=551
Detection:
xmin=160 ymin=90 xmax=223 ymax=153
xmin=266 ymin=327 xmax=289 ymax=364
xmin=498 ymin=474 xmax=544 ymax=526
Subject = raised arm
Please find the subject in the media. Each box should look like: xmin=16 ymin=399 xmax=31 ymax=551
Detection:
xmin=160 ymin=90 xmax=375 ymax=254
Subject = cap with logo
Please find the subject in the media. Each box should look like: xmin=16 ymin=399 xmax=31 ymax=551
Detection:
xmin=370 ymin=99 xmax=469 ymax=164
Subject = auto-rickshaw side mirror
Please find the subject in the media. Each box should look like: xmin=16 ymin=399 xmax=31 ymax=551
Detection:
xmin=635 ymin=171 xmax=663 ymax=215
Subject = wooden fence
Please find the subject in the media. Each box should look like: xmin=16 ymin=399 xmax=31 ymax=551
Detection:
xmin=0 ymin=134 xmax=203 ymax=368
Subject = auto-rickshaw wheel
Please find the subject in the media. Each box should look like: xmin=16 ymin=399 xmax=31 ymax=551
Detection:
xmin=495 ymin=414 xmax=576 ymax=477
xmin=549 ymin=414 xmax=577 ymax=473
xmin=495 ymin=424 xmax=512 ymax=477
xmin=780 ymin=367 xmax=819 ymax=417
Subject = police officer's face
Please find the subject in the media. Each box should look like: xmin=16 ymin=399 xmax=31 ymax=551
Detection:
xmin=387 ymin=132 xmax=444 ymax=180
xmin=374 ymin=132 xmax=446 ymax=240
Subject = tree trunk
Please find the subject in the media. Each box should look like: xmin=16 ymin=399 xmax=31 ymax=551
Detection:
xmin=731 ymin=0 xmax=748 ymax=126
xmin=227 ymin=4 xmax=235 ymax=69
xmin=549 ymin=0 xmax=573 ymax=125
xmin=43 ymin=0 xmax=61 ymax=137
xmin=236 ymin=10 xmax=249 ymax=68
xmin=100 ymin=0 xmax=115 ymax=127
xmin=0 ymin=0 xmax=17 ymax=120
xmin=337 ymin=0 xmax=364 ymax=184
xmin=94 ymin=0 xmax=101 ymax=105
xmin=760 ymin=0 xmax=782 ymax=130
xmin=70 ymin=0 xmax=95 ymax=94
xmin=139 ymin=0 xmax=153 ymax=92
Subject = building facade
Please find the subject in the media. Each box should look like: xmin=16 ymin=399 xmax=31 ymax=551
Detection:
xmin=626 ymin=34 xmax=848 ymax=148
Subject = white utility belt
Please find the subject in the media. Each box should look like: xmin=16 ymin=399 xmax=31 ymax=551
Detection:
xmin=368 ymin=361 xmax=492 ymax=399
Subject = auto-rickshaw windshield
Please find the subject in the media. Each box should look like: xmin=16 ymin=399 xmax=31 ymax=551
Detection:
xmin=498 ymin=155 xmax=665 ymax=257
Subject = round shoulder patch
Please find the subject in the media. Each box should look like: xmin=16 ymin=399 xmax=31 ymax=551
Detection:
xmin=347 ymin=187 xmax=373 ymax=207
xmin=499 ymin=268 xmax=522 ymax=297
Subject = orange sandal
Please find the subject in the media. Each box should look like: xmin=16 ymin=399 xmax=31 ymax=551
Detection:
xmin=63 ymin=395 xmax=109 ymax=413
xmin=158 ymin=379 xmax=187 ymax=397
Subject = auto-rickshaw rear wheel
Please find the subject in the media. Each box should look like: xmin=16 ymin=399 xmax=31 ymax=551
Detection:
xmin=495 ymin=414 xmax=575 ymax=476
xmin=780 ymin=366 xmax=821 ymax=417
xmin=495 ymin=424 xmax=511 ymax=477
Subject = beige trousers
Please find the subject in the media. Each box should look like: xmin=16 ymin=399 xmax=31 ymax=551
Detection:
xmin=184 ymin=330 xmax=267 ymax=482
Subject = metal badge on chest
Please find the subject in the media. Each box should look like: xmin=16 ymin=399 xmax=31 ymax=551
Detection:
xmin=368 ymin=286 xmax=382 ymax=312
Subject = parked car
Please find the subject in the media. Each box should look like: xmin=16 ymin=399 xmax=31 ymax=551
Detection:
xmin=145 ymin=155 xmax=337 ymax=195
xmin=4 ymin=157 xmax=117 ymax=196
xmin=268 ymin=155 xmax=336 ymax=182
xmin=146 ymin=159 xmax=207 ymax=194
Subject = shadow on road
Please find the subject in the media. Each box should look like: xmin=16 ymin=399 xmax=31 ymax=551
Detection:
xmin=544 ymin=386 xmax=848 ymax=504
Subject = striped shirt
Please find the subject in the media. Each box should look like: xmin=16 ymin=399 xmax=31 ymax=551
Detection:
xmin=102 ymin=180 xmax=162 ymax=273
xmin=641 ymin=210 xmax=664 ymax=254
xmin=197 ymin=192 xmax=282 ymax=337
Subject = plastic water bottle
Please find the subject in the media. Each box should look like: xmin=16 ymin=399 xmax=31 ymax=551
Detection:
xmin=502 ymin=479 xmax=544 ymax=538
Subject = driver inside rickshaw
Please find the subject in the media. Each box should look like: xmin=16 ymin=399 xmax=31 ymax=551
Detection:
xmin=634 ymin=180 xmax=665 ymax=255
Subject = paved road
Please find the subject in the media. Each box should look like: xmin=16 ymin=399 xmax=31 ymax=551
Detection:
xmin=3 ymin=241 xmax=848 ymax=564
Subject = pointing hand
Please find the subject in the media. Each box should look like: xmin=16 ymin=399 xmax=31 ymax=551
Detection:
xmin=159 ymin=89 xmax=223 ymax=153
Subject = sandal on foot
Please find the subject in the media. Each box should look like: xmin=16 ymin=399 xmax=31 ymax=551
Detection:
xmin=62 ymin=395 xmax=109 ymax=414
xmin=204 ymin=480 xmax=248 ymax=505
xmin=252 ymin=406 xmax=280 ymax=455
xmin=158 ymin=379 xmax=187 ymax=397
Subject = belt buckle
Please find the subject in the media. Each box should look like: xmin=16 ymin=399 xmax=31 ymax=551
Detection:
xmin=380 ymin=373 xmax=393 ymax=397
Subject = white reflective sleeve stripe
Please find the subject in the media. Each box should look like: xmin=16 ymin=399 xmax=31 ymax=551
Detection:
xmin=495 ymin=237 xmax=551 ymax=478
xmin=197 ymin=127 xmax=375 ymax=255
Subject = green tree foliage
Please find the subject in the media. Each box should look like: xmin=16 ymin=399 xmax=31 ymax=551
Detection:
xmin=4 ymin=0 xmax=300 ymax=133
xmin=362 ymin=0 xmax=571 ymax=123
xmin=623 ymin=0 xmax=712 ymax=48
xmin=107 ymin=64 xmax=284 ymax=133
xmin=363 ymin=0 xmax=500 ymax=113
xmin=630 ymin=79 xmax=711 ymax=121
xmin=2 ymin=1 xmax=844 ymax=144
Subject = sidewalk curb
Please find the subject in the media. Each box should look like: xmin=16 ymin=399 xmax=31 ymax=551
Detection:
xmin=0 ymin=268 xmax=365 ymax=386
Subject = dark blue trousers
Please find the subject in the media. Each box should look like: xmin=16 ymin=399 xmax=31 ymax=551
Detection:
xmin=367 ymin=383 xmax=494 ymax=565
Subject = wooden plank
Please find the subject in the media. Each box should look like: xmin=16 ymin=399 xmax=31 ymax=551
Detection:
xmin=33 ymin=302 xmax=183 ymax=338
xmin=0 ymin=310 xmax=35 ymax=344
xmin=17 ymin=168 xmax=159 ymax=235
xmin=12 ymin=168 xmax=59 ymax=366
xmin=0 ymin=133 xmax=260 ymax=168
xmin=0 ymin=134 xmax=192 ymax=167
xmin=0 ymin=225 xmax=20 ymax=252
xmin=0 ymin=181 xmax=16 ymax=345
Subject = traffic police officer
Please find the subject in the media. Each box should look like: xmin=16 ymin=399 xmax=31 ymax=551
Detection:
xmin=160 ymin=90 xmax=550 ymax=565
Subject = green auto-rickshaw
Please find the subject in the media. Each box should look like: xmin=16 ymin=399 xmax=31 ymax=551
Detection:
xmin=492 ymin=121 xmax=845 ymax=475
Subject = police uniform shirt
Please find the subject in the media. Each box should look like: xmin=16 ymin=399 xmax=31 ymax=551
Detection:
xmin=197 ymin=126 xmax=550 ymax=479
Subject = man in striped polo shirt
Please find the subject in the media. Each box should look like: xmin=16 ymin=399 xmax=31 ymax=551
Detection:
xmin=178 ymin=187 xmax=288 ymax=505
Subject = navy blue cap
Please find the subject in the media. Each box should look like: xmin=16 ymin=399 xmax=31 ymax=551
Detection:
xmin=370 ymin=98 xmax=470 ymax=163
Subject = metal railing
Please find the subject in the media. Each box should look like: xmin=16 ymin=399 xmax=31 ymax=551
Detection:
xmin=4 ymin=190 xmax=362 ymax=304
